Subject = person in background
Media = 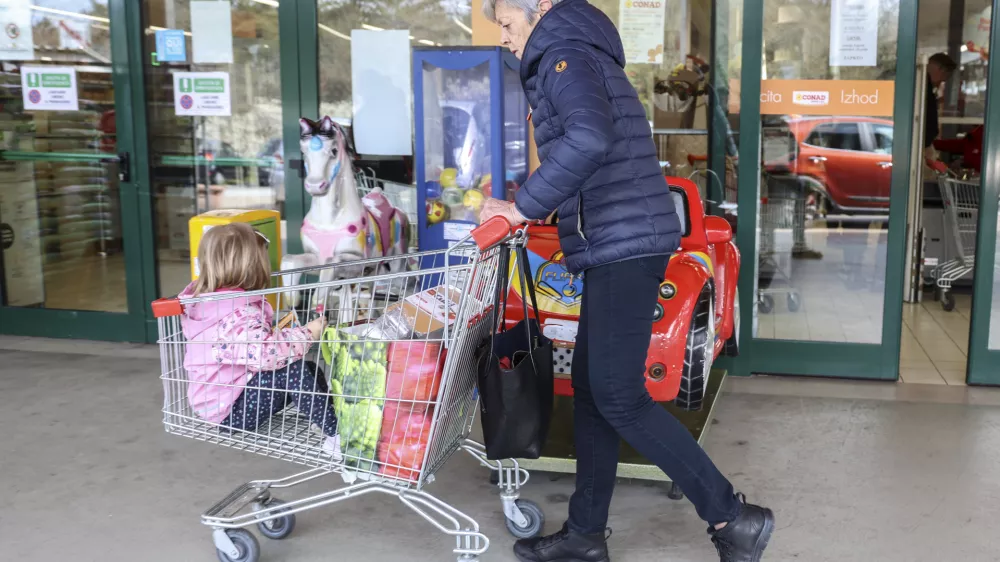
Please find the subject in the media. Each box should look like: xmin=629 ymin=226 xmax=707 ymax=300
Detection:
xmin=924 ymin=53 xmax=957 ymax=161
xmin=479 ymin=0 xmax=775 ymax=561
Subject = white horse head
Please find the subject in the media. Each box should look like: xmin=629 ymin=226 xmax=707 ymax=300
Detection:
xmin=299 ymin=116 xmax=352 ymax=201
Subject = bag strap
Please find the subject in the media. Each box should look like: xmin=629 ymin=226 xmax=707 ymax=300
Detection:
xmin=516 ymin=246 xmax=542 ymax=326
xmin=515 ymin=245 xmax=542 ymax=372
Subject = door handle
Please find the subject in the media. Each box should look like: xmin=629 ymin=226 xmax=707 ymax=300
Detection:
xmin=877 ymin=161 xmax=893 ymax=168
xmin=807 ymin=156 xmax=827 ymax=163
xmin=100 ymin=151 xmax=130 ymax=182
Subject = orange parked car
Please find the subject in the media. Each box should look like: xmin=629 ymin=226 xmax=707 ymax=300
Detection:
xmin=764 ymin=116 xmax=895 ymax=217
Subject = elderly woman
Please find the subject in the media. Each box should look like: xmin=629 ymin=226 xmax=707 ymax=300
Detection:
xmin=479 ymin=0 xmax=774 ymax=561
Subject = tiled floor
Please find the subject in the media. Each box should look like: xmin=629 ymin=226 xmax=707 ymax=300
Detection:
xmin=900 ymin=292 xmax=972 ymax=386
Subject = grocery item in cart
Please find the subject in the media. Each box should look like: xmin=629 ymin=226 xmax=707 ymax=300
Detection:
xmin=377 ymin=402 xmax=434 ymax=482
xmin=323 ymin=324 xmax=389 ymax=472
xmin=385 ymin=340 xmax=445 ymax=402
xmin=378 ymin=284 xmax=468 ymax=339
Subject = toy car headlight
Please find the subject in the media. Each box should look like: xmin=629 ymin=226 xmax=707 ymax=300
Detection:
xmin=653 ymin=303 xmax=664 ymax=322
xmin=659 ymin=282 xmax=676 ymax=300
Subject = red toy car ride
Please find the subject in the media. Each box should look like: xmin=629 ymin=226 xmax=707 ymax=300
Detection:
xmin=501 ymin=177 xmax=740 ymax=411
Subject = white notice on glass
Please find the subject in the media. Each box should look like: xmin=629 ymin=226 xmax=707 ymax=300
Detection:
xmin=21 ymin=66 xmax=78 ymax=111
xmin=443 ymin=222 xmax=475 ymax=241
xmin=0 ymin=2 xmax=33 ymax=60
xmin=830 ymin=0 xmax=878 ymax=67
xmin=351 ymin=30 xmax=413 ymax=156
xmin=191 ymin=1 xmax=234 ymax=64
xmin=618 ymin=0 xmax=667 ymax=64
xmin=173 ymin=72 xmax=231 ymax=116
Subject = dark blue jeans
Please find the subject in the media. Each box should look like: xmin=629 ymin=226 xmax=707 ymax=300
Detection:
xmin=568 ymin=255 xmax=741 ymax=533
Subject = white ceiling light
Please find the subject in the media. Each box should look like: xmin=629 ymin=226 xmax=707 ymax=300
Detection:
xmin=31 ymin=5 xmax=109 ymax=23
xmin=319 ymin=24 xmax=351 ymax=41
xmin=453 ymin=17 xmax=472 ymax=34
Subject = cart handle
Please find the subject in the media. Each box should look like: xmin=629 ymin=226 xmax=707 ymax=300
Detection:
xmin=152 ymin=297 xmax=183 ymax=318
xmin=471 ymin=216 xmax=531 ymax=250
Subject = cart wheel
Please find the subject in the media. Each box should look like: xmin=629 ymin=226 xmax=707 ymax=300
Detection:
xmin=215 ymin=529 xmax=260 ymax=562
xmin=667 ymin=482 xmax=685 ymax=501
xmin=787 ymin=293 xmax=801 ymax=312
xmin=759 ymin=295 xmax=774 ymax=314
xmin=942 ymin=292 xmax=956 ymax=312
xmin=256 ymin=498 xmax=296 ymax=540
xmin=505 ymin=499 xmax=545 ymax=539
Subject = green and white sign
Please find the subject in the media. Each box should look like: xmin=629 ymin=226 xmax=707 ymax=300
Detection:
xmin=20 ymin=66 xmax=78 ymax=111
xmin=173 ymin=71 xmax=231 ymax=116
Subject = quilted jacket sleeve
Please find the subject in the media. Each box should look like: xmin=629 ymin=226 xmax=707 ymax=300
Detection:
xmin=514 ymin=48 xmax=615 ymax=220
xmin=211 ymin=303 xmax=313 ymax=373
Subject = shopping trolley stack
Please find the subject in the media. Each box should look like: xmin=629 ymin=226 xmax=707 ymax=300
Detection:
xmin=152 ymin=224 xmax=543 ymax=562
xmin=757 ymin=195 xmax=802 ymax=313
xmin=936 ymin=175 xmax=981 ymax=311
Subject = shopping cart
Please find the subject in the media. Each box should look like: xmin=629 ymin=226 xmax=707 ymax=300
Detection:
xmin=936 ymin=173 xmax=980 ymax=311
xmin=151 ymin=219 xmax=543 ymax=562
xmin=757 ymin=195 xmax=802 ymax=313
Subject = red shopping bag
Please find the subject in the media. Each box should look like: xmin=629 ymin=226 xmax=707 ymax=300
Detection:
xmin=385 ymin=341 xmax=445 ymax=403
xmin=378 ymin=402 xmax=434 ymax=482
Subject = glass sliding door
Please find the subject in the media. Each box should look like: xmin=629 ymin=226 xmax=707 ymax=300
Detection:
xmin=966 ymin=0 xmax=1000 ymax=385
xmin=139 ymin=0 xmax=287 ymax=299
xmin=0 ymin=0 xmax=149 ymax=341
xmin=732 ymin=0 xmax=919 ymax=378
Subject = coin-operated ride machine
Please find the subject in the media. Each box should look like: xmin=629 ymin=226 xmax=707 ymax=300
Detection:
xmin=413 ymin=47 xmax=529 ymax=251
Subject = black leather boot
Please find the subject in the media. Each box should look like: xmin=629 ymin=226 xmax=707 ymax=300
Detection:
xmin=513 ymin=523 xmax=610 ymax=562
xmin=708 ymin=494 xmax=775 ymax=562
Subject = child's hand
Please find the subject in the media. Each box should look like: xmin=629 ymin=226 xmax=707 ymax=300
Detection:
xmin=306 ymin=317 xmax=326 ymax=341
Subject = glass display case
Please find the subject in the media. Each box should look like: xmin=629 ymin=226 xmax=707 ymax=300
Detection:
xmin=413 ymin=47 xmax=528 ymax=250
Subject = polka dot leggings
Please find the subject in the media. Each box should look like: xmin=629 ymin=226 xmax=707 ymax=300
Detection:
xmin=223 ymin=361 xmax=338 ymax=437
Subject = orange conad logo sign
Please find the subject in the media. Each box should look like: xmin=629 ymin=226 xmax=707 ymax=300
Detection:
xmin=760 ymin=79 xmax=895 ymax=117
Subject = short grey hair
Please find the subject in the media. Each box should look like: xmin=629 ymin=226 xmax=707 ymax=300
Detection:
xmin=482 ymin=0 xmax=561 ymax=23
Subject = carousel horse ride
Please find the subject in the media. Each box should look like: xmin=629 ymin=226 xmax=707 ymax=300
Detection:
xmin=280 ymin=116 xmax=410 ymax=324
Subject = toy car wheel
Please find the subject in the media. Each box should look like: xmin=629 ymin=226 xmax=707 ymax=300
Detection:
xmin=505 ymin=499 xmax=545 ymax=539
xmin=675 ymin=286 xmax=713 ymax=412
xmin=255 ymin=498 xmax=296 ymax=540
xmin=759 ymin=294 xmax=774 ymax=314
xmin=787 ymin=292 xmax=801 ymax=312
xmin=215 ymin=529 xmax=260 ymax=562
xmin=723 ymin=287 xmax=741 ymax=357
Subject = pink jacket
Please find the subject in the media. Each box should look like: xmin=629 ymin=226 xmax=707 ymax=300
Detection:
xmin=179 ymin=282 xmax=313 ymax=423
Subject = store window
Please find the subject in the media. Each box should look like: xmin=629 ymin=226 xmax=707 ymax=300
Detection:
xmin=0 ymin=1 xmax=125 ymax=313
xmin=316 ymin=1 xmax=473 ymax=188
xmin=141 ymin=0 xmax=284 ymax=298
xmin=755 ymin=0 xmax=900 ymax=343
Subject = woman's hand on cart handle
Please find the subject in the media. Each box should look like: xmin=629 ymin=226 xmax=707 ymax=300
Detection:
xmin=479 ymin=198 xmax=527 ymax=226
xmin=472 ymin=216 xmax=536 ymax=251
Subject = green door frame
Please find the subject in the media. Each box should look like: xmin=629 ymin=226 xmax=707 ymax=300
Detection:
xmin=965 ymin=0 xmax=1000 ymax=385
xmin=0 ymin=0 xmax=153 ymax=343
xmin=729 ymin=0 xmax=920 ymax=379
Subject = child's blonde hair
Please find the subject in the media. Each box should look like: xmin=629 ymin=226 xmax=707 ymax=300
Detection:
xmin=192 ymin=223 xmax=271 ymax=295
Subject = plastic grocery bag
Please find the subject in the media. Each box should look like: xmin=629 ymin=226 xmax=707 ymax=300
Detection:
xmin=385 ymin=341 xmax=445 ymax=403
xmin=377 ymin=401 xmax=434 ymax=482
xmin=323 ymin=325 xmax=389 ymax=474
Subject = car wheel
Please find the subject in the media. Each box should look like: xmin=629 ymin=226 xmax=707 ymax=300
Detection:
xmin=675 ymin=285 xmax=714 ymax=412
xmin=723 ymin=287 xmax=740 ymax=357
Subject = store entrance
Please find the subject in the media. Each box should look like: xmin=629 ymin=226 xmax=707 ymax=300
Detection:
xmin=895 ymin=0 xmax=991 ymax=385
xmin=0 ymin=1 xmax=150 ymax=341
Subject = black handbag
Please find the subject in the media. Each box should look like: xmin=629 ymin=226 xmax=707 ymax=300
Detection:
xmin=476 ymin=244 xmax=554 ymax=460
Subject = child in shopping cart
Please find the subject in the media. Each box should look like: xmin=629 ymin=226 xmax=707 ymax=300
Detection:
xmin=178 ymin=223 xmax=341 ymax=459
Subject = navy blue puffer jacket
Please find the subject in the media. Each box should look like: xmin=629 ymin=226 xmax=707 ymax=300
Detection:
xmin=513 ymin=0 xmax=682 ymax=274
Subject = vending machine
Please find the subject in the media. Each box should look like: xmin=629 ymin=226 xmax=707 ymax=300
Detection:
xmin=413 ymin=47 xmax=529 ymax=251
